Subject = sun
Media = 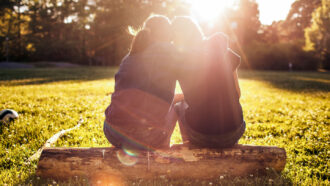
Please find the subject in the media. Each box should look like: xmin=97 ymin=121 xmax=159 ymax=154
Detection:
xmin=187 ymin=0 xmax=236 ymax=23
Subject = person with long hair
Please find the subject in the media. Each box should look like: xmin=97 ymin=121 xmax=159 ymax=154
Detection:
xmin=104 ymin=15 xmax=179 ymax=151
xmin=129 ymin=29 xmax=151 ymax=55
xmin=171 ymin=16 xmax=245 ymax=148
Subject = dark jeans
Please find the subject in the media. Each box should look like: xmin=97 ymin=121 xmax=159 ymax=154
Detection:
xmin=103 ymin=121 xmax=146 ymax=150
xmin=104 ymin=103 xmax=177 ymax=151
xmin=175 ymin=101 xmax=246 ymax=148
xmin=104 ymin=101 xmax=245 ymax=150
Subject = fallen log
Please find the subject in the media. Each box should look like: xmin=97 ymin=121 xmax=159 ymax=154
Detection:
xmin=36 ymin=145 xmax=286 ymax=180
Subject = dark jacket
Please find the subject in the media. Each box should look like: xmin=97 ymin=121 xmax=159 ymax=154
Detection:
xmin=178 ymin=34 xmax=244 ymax=135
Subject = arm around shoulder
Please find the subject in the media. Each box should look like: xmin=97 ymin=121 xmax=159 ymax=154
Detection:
xmin=233 ymin=69 xmax=241 ymax=98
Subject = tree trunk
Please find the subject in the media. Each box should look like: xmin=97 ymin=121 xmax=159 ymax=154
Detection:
xmin=36 ymin=145 xmax=286 ymax=180
xmin=17 ymin=0 xmax=21 ymax=59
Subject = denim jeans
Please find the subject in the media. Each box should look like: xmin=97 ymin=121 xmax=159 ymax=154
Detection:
xmin=103 ymin=111 xmax=177 ymax=151
xmin=175 ymin=101 xmax=246 ymax=148
xmin=103 ymin=121 xmax=147 ymax=150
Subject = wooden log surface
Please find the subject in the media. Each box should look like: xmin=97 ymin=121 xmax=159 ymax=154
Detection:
xmin=37 ymin=145 xmax=286 ymax=180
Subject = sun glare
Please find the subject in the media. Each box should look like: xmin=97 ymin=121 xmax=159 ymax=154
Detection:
xmin=187 ymin=0 xmax=237 ymax=23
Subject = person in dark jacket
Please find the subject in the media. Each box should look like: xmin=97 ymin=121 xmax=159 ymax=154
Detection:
xmin=171 ymin=16 xmax=245 ymax=148
xmin=104 ymin=15 xmax=179 ymax=151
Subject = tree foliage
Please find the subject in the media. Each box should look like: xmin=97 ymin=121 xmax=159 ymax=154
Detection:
xmin=284 ymin=0 xmax=321 ymax=40
xmin=304 ymin=0 xmax=330 ymax=69
xmin=0 ymin=0 xmax=325 ymax=70
xmin=233 ymin=0 xmax=261 ymax=45
xmin=0 ymin=0 xmax=189 ymax=65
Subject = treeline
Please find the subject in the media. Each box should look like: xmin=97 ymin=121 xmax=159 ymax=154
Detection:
xmin=0 ymin=0 xmax=189 ymax=65
xmin=239 ymin=0 xmax=329 ymax=70
xmin=0 ymin=0 xmax=329 ymax=70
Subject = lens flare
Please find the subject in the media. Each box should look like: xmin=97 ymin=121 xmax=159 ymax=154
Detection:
xmin=122 ymin=147 xmax=138 ymax=157
xmin=116 ymin=148 xmax=139 ymax=166
xmin=89 ymin=172 xmax=126 ymax=186
xmin=187 ymin=0 xmax=237 ymax=22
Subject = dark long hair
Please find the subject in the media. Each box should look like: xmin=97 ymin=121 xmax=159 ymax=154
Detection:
xmin=129 ymin=29 xmax=151 ymax=55
xmin=172 ymin=16 xmax=204 ymax=47
xmin=142 ymin=14 xmax=172 ymax=43
xmin=128 ymin=14 xmax=172 ymax=55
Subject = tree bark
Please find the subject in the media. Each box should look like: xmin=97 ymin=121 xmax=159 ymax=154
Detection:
xmin=36 ymin=144 xmax=286 ymax=180
xmin=16 ymin=0 xmax=21 ymax=58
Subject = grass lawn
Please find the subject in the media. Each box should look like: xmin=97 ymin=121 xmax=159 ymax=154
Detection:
xmin=0 ymin=67 xmax=329 ymax=185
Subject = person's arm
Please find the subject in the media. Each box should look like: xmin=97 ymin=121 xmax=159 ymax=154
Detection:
xmin=226 ymin=48 xmax=241 ymax=98
xmin=173 ymin=94 xmax=184 ymax=104
xmin=233 ymin=69 xmax=241 ymax=98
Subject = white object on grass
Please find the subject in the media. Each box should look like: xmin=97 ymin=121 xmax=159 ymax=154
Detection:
xmin=28 ymin=119 xmax=83 ymax=162
xmin=0 ymin=109 xmax=19 ymax=122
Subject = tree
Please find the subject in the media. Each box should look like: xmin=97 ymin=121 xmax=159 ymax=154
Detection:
xmin=304 ymin=0 xmax=330 ymax=69
xmin=204 ymin=0 xmax=261 ymax=60
xmin=218 ymin=0 xmax=261 ymax=67
xmin=0 ymin=0 xmax=29 ymax=61
xmin=90 ymin=0 xmax=188 ymax=65
xmin=234 ymin=0 xmax=261 ymax=45
xmin=284 ymin=0 xmax=321 ymax=40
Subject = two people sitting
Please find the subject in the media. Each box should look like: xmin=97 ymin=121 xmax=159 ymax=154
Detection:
xmin=104 ymin=15 xmax=245 ymax=151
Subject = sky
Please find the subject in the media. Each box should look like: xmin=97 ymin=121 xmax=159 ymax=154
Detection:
xmin=256 ymin=0 xmax=296 ymax=25
xmin=187 ymin=0 xmax=296 ymax=25
xmin=20 ymin=0 xmax=296 ymax=26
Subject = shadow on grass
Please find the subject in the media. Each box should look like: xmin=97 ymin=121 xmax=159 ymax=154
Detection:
xmin=0 ymin=67 xmax=117 ymax=86
xmin=1 ymin=68 xmax=329 ymax=93
xmin=239 ymin=70 xmax=330 ymax=92
xmin=21 ymin=170 xmax=293 ymax=186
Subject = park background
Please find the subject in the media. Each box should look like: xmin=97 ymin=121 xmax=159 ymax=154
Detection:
xmin=0 ymin=0 xmax=329 ymax=70
xmin=0 ymin=0 xmax=329 ymax=185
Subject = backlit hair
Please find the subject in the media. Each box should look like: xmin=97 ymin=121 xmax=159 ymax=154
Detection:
xmin=172 ymin=16 xmax=204 ymax=46
xmin=129 ymin=29 xmax=151 ymax=55
xmin=142 ymin=14 xmax=172 ymax=43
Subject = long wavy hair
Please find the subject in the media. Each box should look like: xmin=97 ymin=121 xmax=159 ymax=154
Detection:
xmin=142 ymin=14 xmax=172 ymax=43
xmin=129 ymin=29 xmax=151 ymax=55
xmin=172 ymin=16 xmax=204 ymax=47
xmin=128 ymin=15 xmax=172 ymax=55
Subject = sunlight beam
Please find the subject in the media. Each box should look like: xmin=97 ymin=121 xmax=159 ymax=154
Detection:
xmin=187 ymin=0 xmax=237 ymax=23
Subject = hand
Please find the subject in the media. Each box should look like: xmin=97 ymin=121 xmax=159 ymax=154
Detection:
xmin=173 ymin=94 xmax=184 ymax=103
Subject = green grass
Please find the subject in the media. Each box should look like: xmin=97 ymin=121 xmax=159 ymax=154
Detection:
xmin=0 ymin=68 xmax=329 ymax=185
